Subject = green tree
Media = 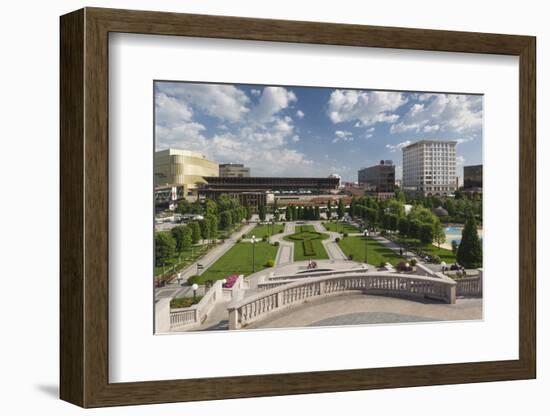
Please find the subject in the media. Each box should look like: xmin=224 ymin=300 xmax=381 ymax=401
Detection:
xmin=419 ymin=223 xmax=434 ymax=245
xmin=456 ymin=215 xmax=482 ymax=268
xmin=189 ymin=221 xmax=201 ymax=244
xmin=326 ymin=200 xmax=332 ymax=219
xmin=398 ymin=217 xmax=409 ymax=236
xmin=207 ymin=215 xmax=218 ymax=242
xmin=220 ymin=211 xmax=233 ymax=230
xmin=314 ymin=206 xmax=320 ymax=220
xmin=205 ymin=199 xmax=218 ymax=217
xmin=176 ymin=200 xmax=192 ymax=215
xmin=337 ymin=199 xmax=345 ymax=219
xmin=258 ymin=204 xmax=266 ymax=221
xmin=155 ymin=232 xmax=175 ymax=266
xmin=171 ymin=225 xmax=191 ymax=253
xmin=199 ymin=219 xmax=211 ymax=243
xmin=434 ymin=223 xmax=446 ymax=248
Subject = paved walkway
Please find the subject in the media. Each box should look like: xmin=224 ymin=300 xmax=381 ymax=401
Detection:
xmin=247 ymin=293 xmax=482 ymax=329
xmin=314 ymin=222 xmax=347 ymax=260
xmin=272 ymin=222 xmax=295 ymax=265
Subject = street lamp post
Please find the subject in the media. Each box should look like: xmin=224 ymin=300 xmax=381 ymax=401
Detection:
xmin=191 ymin=283 xmax=198 ymax=302
xmin=251 ymin=235 xmax=258 ymax=273
xmin=363 ymin=230 xmax=369 ymax=264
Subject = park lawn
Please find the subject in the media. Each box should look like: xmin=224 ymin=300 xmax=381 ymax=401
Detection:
xmin=394 ymin=236 xmax=456 ymax=263
xmin=283 ymin=224 xmax=330 ymax=261
xmin=154 ymin=243 xmax=211 ymax=277
xmin=338 ymin=236 xmax=404 ymax=266
xmin=245 ymin=223 xmax=285 ymax=239
xmin=197 ymin=241 xmax=278 ymax=283
xmin=322 ymin=221 xmax=360 ymax=234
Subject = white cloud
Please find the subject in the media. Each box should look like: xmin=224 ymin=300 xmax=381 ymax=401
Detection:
xmin=251 ymin=89 xmax=261 ymax=96
xmin=155 ymin=84 xmax=313 ymax=175
xmin=423 ymin=124 xmax=440 ymax=133
xmin=156 ymin=83 xmax=250 ymax=122
xmin=327 ymin=90 xmax=407 ymax=126
xmin=385 ymin=140 xmax=411 ymax=152
xmin=155 ymin=122 xmax=206 ymax=148
xmin=456 ymin=137 xmax=474 ymax=145
xmin=390 ymin=94 xmax=482 ymax=134
xmin=332 ymin=130 xmax=354 ymax=143
xmin=249 ymin=86 xmax=296 ymax=124
xmin=365 ymin=134 xmax=373 ymax=139
xmin=296 ymin=110 xmax=305 ymax=119
xmin=155 ymin=93 xmax=193 ymax=126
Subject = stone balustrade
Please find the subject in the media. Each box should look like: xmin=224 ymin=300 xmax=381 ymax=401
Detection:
xmin=265 ymin=267 xmax=369 ymax=282
xmin=455 ymin=269 xmax=483 ymax=297
xmin=156 ymin=275 xmax=245 ymax=332
xmin=228 ymin=272 xmax=457 ymax=330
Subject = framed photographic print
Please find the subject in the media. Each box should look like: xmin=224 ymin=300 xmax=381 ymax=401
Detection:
xmin=60 ymin=7 xmax=536 ymax=408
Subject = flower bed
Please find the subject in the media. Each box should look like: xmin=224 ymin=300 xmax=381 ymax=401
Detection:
xmin=223 ymin=274 xmax=240 ymax=289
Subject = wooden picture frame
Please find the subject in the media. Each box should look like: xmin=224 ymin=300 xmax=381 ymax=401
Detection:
xmin=60 ymin=7 xmax=536 ymax=408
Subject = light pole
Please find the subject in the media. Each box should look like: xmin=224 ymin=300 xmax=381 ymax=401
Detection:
xmin=251 ymin=235 xmax=258 ymax=273
xmin=363 ymin=230 xmax=369 ymax=264
xmin=191 ymin=283 xmax=198 ymax=302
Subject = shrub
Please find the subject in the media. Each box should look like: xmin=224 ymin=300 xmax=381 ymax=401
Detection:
xmin=265 ymin=259 xmax=275 ymax=268
xmin=335 ymin=237 xmax=340 ymax=242
xmin=379 ymin=261 xmax=386 ymax=268
xmin=410 ymin=258 xmax=417 ymax=266
xmin=170 ymin=296 xmax=203 ymax=309
xmin=187 ymin=275 xmax=200 ymax=285
xmin=273 ymin=241 xmax=280 ymax=246
xmin=396 ymin=261 xmax=413 ymax=272
xmin=348 ymin=254 xmax=354 ymax=260
xmin=343 ymin=232 xmax=349 ymax=237
xmin=431 ymin=255 xmax=441 ymax=264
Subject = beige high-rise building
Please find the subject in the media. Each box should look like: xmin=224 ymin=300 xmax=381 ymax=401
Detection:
xmin=219 ymin=163 xmax=250 ymax=177
xmin=402 ymin=140 xmax=457 ymax=196
xmin=154 ymin=149 xmax=218 ymax=197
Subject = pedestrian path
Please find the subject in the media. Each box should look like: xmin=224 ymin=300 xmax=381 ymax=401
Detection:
xmin=314 ymin=222 xmax=347 ymax=261
xmin=272 ymin=222 xmax=295 ymax=265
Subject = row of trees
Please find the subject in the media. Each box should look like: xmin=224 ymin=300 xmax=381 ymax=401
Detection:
xmin=407 ymin=192 xmax=482 ymax=225
xmin=348 ymin=193 xmax=482 ymax=268
xmin=156 ymin=196 xmax=251 ymax=267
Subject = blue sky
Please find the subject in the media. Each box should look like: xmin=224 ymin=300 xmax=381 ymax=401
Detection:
xmin=155 ymin=81 xmax=482 ymax=182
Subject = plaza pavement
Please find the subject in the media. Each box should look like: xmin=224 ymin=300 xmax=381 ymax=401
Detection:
xmin=246 ymin=293 xmax=482 ymax=330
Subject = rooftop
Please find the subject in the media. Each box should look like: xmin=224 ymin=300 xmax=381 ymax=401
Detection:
xmin=402 ymin=139 xmax=458 ymax=150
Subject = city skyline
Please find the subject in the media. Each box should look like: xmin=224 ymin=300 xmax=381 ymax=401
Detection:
xmin=155 ymin=81 xmax=483 ymax=182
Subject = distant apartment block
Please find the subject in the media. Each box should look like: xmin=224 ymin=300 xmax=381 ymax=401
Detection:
xmin=219 ymin=163 xmax=250 ymax=178
xmin=358 ymin=160 xmax=396 ymax=192
xmin=463 ymin=164 xmax=483 ymax=189
xmin=402 ymin=140 xmax=457 ymax=196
